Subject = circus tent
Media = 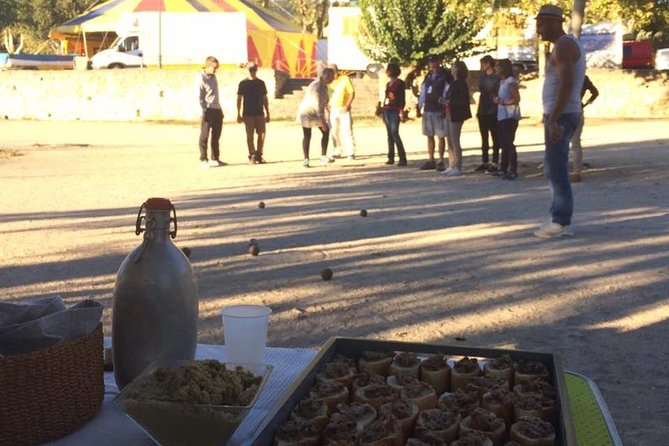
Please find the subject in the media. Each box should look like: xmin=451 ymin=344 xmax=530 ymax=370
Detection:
xmin=50 ymin=0 xmax=318 ymax=77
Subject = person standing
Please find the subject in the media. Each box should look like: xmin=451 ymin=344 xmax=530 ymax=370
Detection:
xmin=476 ymin=55 xmax=501 ymax=172
xmin=328 ymin=64 xmax=357 ymax=160
xmin=570 ymin=74 xmax=599 ymax=182
xmin=297 ymin=67 xmax=335 ymax=167
xmin=418 ymin=55 xmax=450 ymax=171
xmin=492 ymin=58 xmax=521 ymax=180
xmin=442 ymin=61 xmax=472 ymax=176
xmin=196 ymin=56 xmax=224 ymax=168
xmin=534 ymin=4 xmax=586 ymax=238
xmin=237 ymin=62 xmax=270 ymax=164
xmin=381 ymin=62 xmax=407 ymax=166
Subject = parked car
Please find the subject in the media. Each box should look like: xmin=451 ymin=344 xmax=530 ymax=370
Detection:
xmin=655 ymin=48 xmax=669 ymax=71
xmin=622 ymin=40 xmax=654 ymax=69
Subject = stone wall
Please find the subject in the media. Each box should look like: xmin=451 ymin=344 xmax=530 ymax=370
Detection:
xmin=0 ymin=67 xmax=667 ymax=122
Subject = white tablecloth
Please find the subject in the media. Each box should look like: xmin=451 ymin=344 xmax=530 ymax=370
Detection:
xmin=45 ymin=341 xmax=317 ymax=446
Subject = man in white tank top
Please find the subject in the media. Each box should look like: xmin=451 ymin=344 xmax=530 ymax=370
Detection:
xmin=534 ymin=4 xmax=586 ymax=238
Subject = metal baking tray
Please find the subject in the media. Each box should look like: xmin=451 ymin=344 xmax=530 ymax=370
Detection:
xmin=253 ymin=337 xmax=578 ymax=445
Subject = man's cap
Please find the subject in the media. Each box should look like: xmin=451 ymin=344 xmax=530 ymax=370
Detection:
xmin=247 ymin=61 xmax=258 ymax=70
xmin=536 ymin=4 xmax=565 ymax=20
xmin=427 ymin=54 xmax=440 ymax=63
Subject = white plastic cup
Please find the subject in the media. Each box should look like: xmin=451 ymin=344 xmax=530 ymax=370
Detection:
xmin=221 ymin=305 xmax=272 ymax=364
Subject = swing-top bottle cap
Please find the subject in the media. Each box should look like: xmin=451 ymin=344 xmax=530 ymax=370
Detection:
xmin=144 ymin=197 xmax=172 ymax=210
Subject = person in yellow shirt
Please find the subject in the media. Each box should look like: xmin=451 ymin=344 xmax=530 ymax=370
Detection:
xmin=328 ymin=64 xmax=357 ymax=160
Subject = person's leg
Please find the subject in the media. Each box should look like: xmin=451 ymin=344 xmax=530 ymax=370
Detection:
xmin=302 ymin=127 xmax=312 ymax=160
xmin=427 ymin=136 xmax=435 ymax=161
xmin=330 ymin=109 xmax=342 ymax=157
xmin=571 ymin=112 xmax=585 ymax=174
xmin=383 ymin=110 xmax=395 ymax=162
xmin=543 ymin=113 xmax=581 ymax=226
xmin=498 ymin=119 xmax=510 ymax=173
xmin=489 ymin=115 xmax=501 ymax=165
xmin=210 ymin=109 xmax=223 ymax=161
xmin=478 ymin=115 xmax=490 ymax=164
xmin=508 ymin=119 xmax=519 ymax=174
xmin=198 ymin=111 xmax=211 ymax=161
xmin=391 ymin=110 xmax=407 ymax=163
xmin=320 ymin=127 xmax=330 ymax=157
xmin=255 ymin=117 xmax=266 ymax=161
xmin=243 ymin=117 xmax=256 ymax=160
xmin=449 ymin=121 xmax=463 ymax=169
xmin=339 ymin=110 xmax=355 ymax=157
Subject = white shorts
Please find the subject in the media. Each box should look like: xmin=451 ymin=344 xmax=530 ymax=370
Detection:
xmin=422 ymin=111 xmax=448 ymax=138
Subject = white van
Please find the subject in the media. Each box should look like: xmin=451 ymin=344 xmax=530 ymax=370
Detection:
xmin=655 ymin=48 xmax=669 ymax=71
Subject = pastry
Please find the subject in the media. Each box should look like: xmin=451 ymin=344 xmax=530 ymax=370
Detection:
xmin=451 ymin=357 xmax=482 ymax=392
xmin=481 ymin=388 xmax=517 ymax=426
xmin=509 ymin=416 xmax=555 ymax=446
xmin=451 ymin=432 xmax=494 ymax=446
xmin=290 ymin=398 xmax=329 ymax=430
xmin=353 ymin=372 xmax=387 ymax=395
xmin=514 ymin=361 xmax=549 ymax=385
xmin=459 ymin=408 xmax=506 ymax=446
xmin=310 ymin=381 xmax=349 ymax=411
xmin=317 ymin=361 xmax=357 ymax=389
xmin=389 ymin=352 xmax=421 ymax=378
xmin=513 ymin=394 xmax=556 ymax=422
xmin=359 ymin=351 xmax=395 ymax=377
xmin=406 ymin=430 xmax=449 ymax=445
xmin=483 ymin=354 xmax=515 ymax=385
xmin=379 ymin=398 xmax=420 ymax=441
xmin=414 ymin=408 xmax=461 ymax=444
xmin=274 ymin=419 xmax=322 ymax=446
xmin=357 ymin=416 xmax=403 ymax=446
xmin=420 ymin=354 xmax=451 ymax=394
xmin=466 ymin=375 xmax=509 ymax=400
xmin=322 ymin=413 xmax=359 ymax=446
xmin=387 ymin=371 xmax=420 ymax=392
xmin=438 ymin=388 xmax=480 ymax=417
xmin=334 ymin=402 xmax=377 ymax=431
xmin=400 ymin=382 xmax=438 ymax=411
xmin=513 ymin=379 xmax=555 ymax=400
xmin=354 ymin=382 xmax=397 ymax=411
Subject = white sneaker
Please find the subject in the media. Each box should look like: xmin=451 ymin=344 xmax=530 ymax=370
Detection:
xmin=442 ymin=167 xmax=462 ymax=176
xmin=200 ymin=161 xmax=209 ymax=169
xmin=533 ymin=222 xmax=573 ymax=238
xmin=208 ymin=160 xmax=224 ymax=167
xmin=320 ymin=156 xmax=335 ymax=165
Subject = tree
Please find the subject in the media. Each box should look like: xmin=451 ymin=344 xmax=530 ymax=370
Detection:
xmin=289 ymin=0 xmax=328 ymax=38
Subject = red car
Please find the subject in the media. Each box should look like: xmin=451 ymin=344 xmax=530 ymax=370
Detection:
xmin=622 ymin=40 xmax=654 ymax=69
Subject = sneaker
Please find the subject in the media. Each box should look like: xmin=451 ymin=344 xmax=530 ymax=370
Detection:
xmin=303 ymin=159 xmax=310 ymax=168
xmin=320 ymin=156 xmax=335 ymax=165
xmin=385 ymin=160 xmax=395 ymax=165
xmin=436 ymin=161 xmax=446 ymax=172
xmin=255 ymin=154 xmax=267 ymax=164
xmin=248 ymin=155 xmax=256 ymax=165
xmin=397 ymin=160 xmax=408 ymax=167
xmin=200 ymin=161 xmax=209 ymax=169
xmin=486 ymin=164 xmax=499 ymax=174
xmin=492 ymin=170 xmax=507 ymax=177
xmin=533 ymin=222 xmax=573 ymax=239
xmin=443 ymin=167 xmax=462 ymax=176
xmin=570 ymin=173 xmax=582 ymax=183
xmin=503 ymin=172 xmax=518 ymax=180
xmin=208 ymin=159 xmax=223 ymax=167
xmin=419 ymin=160 xmax=436 ymax=170
xmin=332 ymin=150 xmax=343 ymax=158
xmin=474 ymin=163 xmax=488 ymax=172
xmin=347 ymin=154 xmax=356 ymax=160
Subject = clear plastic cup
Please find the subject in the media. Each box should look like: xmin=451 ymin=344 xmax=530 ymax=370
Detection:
xmin=221 ymin=305 xmax=272 ymax=364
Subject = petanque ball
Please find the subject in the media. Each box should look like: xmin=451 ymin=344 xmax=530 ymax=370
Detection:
xmin=249 ymin=238 xmax=258 ymax=246
xmin=360 ymin=209 xmax=368 ymax=217
xmin=181 ymin=247 xmax=191 ymax=258
xmin=258 ymin=201 xmax=266 ymax=209
xmin=249 ymin=245 xmax=260 ymax=256
xmin=321 ymin=268 xmax=333 ymax=281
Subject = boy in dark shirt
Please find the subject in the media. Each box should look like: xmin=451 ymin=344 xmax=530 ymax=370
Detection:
xmin=476 ymin=55 xmax=501 ymax=172
xmin=237 ymin=62 xmax=270 ymax=164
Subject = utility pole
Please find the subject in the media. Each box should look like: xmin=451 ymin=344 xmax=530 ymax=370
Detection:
xmin=570 ymin=0 xmax=586 ymax=38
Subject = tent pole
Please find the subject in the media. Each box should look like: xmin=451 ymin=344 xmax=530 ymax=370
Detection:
xmin=82 ymin=31 xmax=89 ymax=58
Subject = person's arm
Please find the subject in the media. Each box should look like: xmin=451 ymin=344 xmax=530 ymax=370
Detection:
xmin=503 ymin=80 xmax=520 ymax=105
xmin=344 ymin=77 xmax=355 ymax=112
xmin=263 ymin=94 xmax=270 ymax=123
xmin=583 ymin=77 xmax=599 ymax=107
xmin=236 ymin=94 xmax=243 ymax=123
xmin=197 ymin=75 xmax=207 ymax=117
xmin=548 ymin=36 xmax=580 ymax=142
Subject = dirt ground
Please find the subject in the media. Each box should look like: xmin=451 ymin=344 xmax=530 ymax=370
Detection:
xmin=1 ymin=116 xmax=668 ymax=445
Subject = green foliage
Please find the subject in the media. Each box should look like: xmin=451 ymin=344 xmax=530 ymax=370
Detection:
xmin=357 ymin=0 xmax=486 ymax=67
xmin=287 ymin=0 xmax=328 ymax=38
xmin=17 ymin=0 xmax=90 ymax=40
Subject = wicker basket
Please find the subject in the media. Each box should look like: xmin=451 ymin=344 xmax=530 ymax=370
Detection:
xmin=0 ymin=324 xmax=104 ymax=445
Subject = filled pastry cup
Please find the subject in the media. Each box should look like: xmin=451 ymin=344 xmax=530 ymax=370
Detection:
xmin=322 ymin=412 xmax=360 ymax=446
xmin=274 ymin=419 xmax=323 ymax=446
xmin=357 ymin=416 xmax=404 ymax=446
xmin=451 ymin=357 xmax=482 ymax=392
xmin=353 ymin=372 xmax=387 ymax=395
xmin=389 ymin=352 xmax=421 ymax=378
xmin=400 ymin=382 xmax=439 ymax=411
xmin=317 ymin=361 xmax=357 ymax=389
xmin=354 ymin=383 xmax=397 ymax=412
xmin=310 ymin=381 xmax=350 ymax=412
xmin=513 ymin=379 xmax=555 ymax=400
xmin=466 ymin=375 xmax=510 ymax=401
xmin=481 ymin=388 xmax=517 ymax=427
xmin=420 ymin=354 xmax=451 ymax=394
xmin=406 ymin=434 xmax=448 ymax=446
xmin=379 ymin=398 xmax=420 ymax=442
xmin=359 ymin=351 xmax=395 ymax=377
xmin=290 ymin=397 xmax=330 ymax=431
xmin=451 ymin=432 xmax=495 ymax=446
xmin=387 ymin=371 xmax=420 ymax=393
xmin=414 ymin=408 xmax=461 ymax=444
xmin=459 ymin=408 xmax=506 ymax=446
xmin=513 ymin=394 xmax=556 ymax=422
xmin=514 ymin=361 xmax=550 ymax=385
xmin=333 ymin=402 xmax=377 ymax=432
xmin=483 ymin=354 xmax=515 ymax=385
xmin=509 ymin=416 xmax=556 ymax=446
xmin=438 ymin=388 xmax=480 ymax=418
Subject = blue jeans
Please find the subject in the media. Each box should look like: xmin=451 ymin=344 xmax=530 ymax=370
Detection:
xmin=382 ymin=109 xmax=406 ymax=162
xmin=543 ymin=113 xmax=581 ymax=226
